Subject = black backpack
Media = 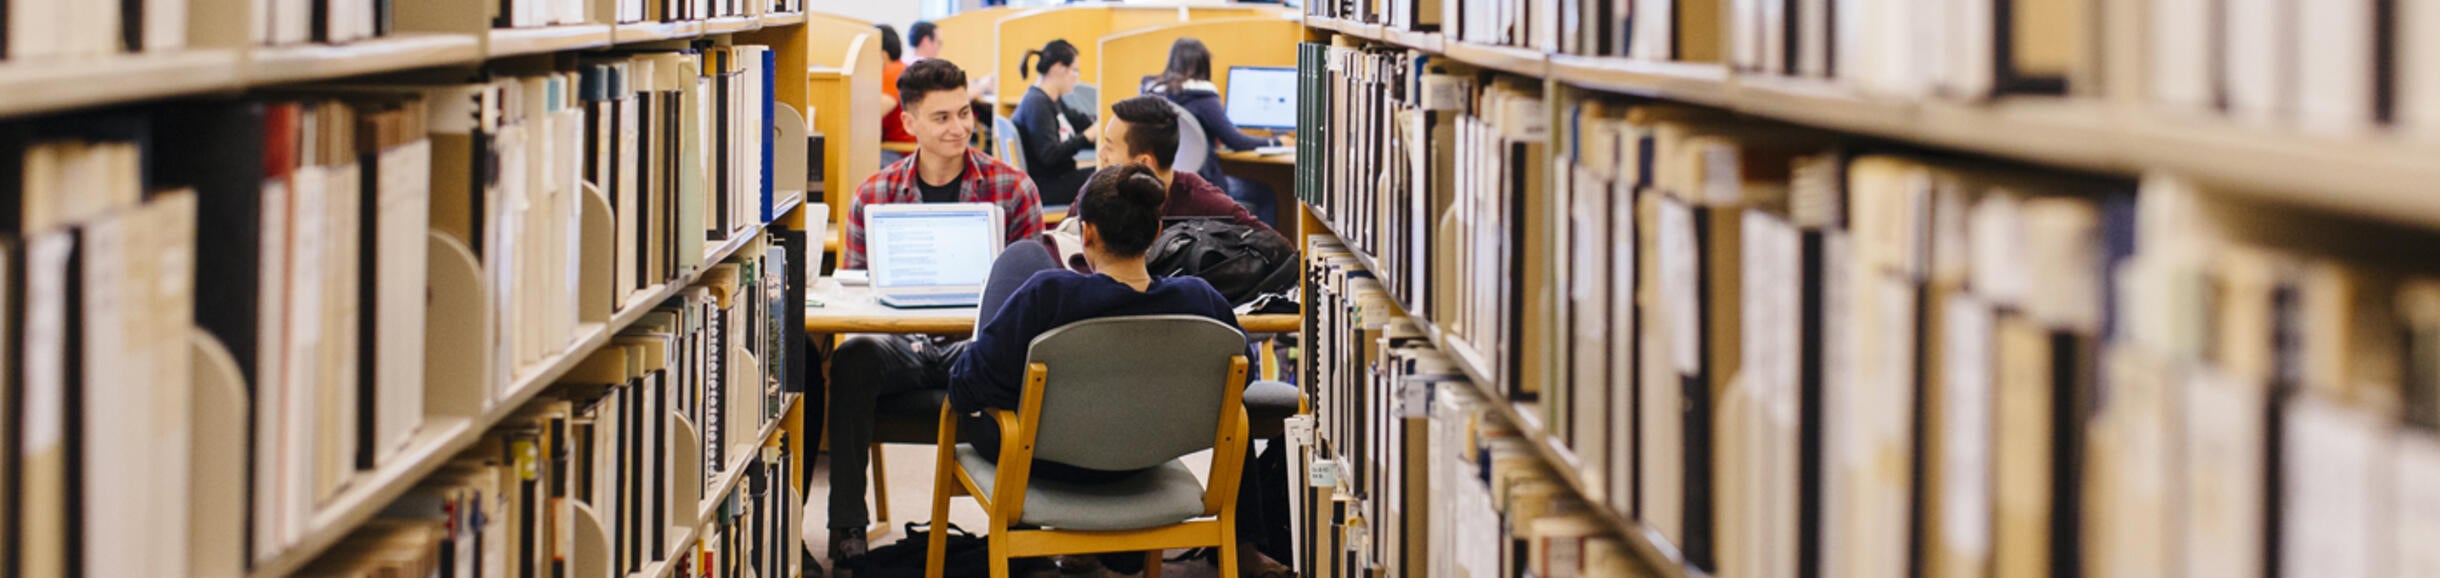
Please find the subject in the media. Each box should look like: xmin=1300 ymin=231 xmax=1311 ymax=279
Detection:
xmin=1147 ymin=219 xmax=1299 ymax=306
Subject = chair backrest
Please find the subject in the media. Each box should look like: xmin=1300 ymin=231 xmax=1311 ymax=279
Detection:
xmin=1062 ymin=84 xmax=1100 ymax=115
xmin=992 ymin=114 xmax=1028 ymax=172
xmin=1024 ymin=315 xmax=1245 ymax=471
xmin=1167 ymin=100 xmax=1210 ymax=175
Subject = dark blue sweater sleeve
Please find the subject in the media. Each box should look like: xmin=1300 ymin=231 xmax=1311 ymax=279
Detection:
xmin=1187 ymin=95 xmax=1278 ymax=152
xmin=949 ymin=275 xmax=1048 ymax=413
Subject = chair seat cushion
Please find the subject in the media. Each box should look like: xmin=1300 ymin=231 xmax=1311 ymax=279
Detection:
xmin=954 ymin=444 xmax=1208 ymax=531
xmin=1243 ymin=380 xmax=1300 ymax=422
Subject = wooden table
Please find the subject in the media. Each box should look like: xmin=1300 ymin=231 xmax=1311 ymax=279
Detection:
xmin=804 ymin=277 xmax=1299 ymax=334
xmin=1218 ymin=150 xmax=1299 ymax=238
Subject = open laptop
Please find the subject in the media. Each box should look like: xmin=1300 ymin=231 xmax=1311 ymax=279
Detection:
xmin=865 ymin=203 xmax=1004 ymax=309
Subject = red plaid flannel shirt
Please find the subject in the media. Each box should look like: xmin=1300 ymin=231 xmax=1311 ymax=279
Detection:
xmin=843 ymin=149 xmax=1046 ymax=270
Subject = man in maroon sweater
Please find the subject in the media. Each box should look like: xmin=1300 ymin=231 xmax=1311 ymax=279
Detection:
xmin=1091 ymin=95 xmax=1281 ymax=238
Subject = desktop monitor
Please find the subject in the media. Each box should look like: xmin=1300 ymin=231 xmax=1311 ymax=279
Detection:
xmin=1224 ymin=66 xmax=1299 ymax=131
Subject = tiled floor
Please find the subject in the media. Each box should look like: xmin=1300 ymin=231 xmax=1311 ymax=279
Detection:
xmin=800 ymin=444 xmax=1226 ymax=578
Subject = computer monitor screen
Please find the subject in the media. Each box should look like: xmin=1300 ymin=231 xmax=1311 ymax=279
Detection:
xmin=867 ymin=206 xmax=999 ymax=289
xmin=1225 ymin=66 xmax=1298 ymax=130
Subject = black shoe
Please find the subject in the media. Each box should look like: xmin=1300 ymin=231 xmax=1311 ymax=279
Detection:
xmin=829 ymin=527 xmax=869 ymax=577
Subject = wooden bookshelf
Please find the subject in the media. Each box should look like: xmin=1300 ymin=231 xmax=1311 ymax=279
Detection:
xmin=1302 ymin=208 xmax=1706 ymax=578
xmin=245 ymin=207 xmax=805 ymax=578
xmin=1310 ymin=16 xmax=2440 ymax=229
xmin=762 ymin=11 xmax=808 ymax=27
xmin=488 ymin=23 xmax=617 ymax=57
xmin=0 ymin=49 xmax=245 ymax=120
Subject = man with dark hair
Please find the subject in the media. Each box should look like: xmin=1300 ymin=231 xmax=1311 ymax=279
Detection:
xmin=843 ymin=58 xmax=1044 ymax=271
xmin=906 ymin=20 xmax=940 ymax=62
xmin=1092 ymin=95 xmax=1277 ymax=235
xmin=826 ymin=57 xmax=1044 ymax=572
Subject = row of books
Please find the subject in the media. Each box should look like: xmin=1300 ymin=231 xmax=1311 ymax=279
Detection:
xmin=0 ymin=40 xmax=798 ymax=578
xmin=1298 ymin=35 xmax=2440 ymax=577
xmin=1296 ymin=238 xmax=1648 ymax=577
xmin=1 ymin=116 xmax=204 ymax=578
xmin=298 ymin=321 xmax=800 ymax=578
xmin=678 ymin=233 xmax=795 ymax=494
xmin=1311 ymin=0 xmax=2440 ymax=136
xmin=3 ymin=0 xmax=187 ymax=58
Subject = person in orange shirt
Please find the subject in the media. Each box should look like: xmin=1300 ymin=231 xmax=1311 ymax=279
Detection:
xmin=877 ymin=24 xmax=915 ymax=145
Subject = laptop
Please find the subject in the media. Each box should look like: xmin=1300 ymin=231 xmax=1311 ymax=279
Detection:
xmin=865 ymin=203 xmax=1005 ymax=309
xmin=1224 ymin=66 xmax=1298 ymax=131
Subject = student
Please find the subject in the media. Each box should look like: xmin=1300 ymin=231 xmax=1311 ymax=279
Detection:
xmin=826 ymin=57 xmax=1043 ymax=566
xmin=905 ymin=20 xmax=941 ymax=63
xmin=877 ymin=24 xmax=915 ymax=146
xmin=1145 ymin=37 xmax=1293 ymax=227
xmin=1088 ymin=95 xmax=1276 ymax=236
xmin=1010 ymin=39 xmax=1097 ymax=207
xmin=843 ymin=58 xmax=1044 ymax=271
xmin=945 ymin=164 xmax=1243 ymax=576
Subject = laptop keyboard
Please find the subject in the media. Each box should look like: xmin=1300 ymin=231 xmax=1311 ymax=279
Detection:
xmin=882 ymin=292 xmax=982 ymax=307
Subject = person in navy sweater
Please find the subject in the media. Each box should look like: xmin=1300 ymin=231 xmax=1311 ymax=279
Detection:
xmin=1145 ymin=37 xmax=1292 ymax=227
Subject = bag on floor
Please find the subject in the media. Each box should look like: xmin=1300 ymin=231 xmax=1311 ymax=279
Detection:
xmin=834 ymin=522 xmax=991 ymax=578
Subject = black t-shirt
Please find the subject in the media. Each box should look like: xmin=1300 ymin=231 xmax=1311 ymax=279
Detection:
xmin=918 ymin=161 xmax=967 ymax=203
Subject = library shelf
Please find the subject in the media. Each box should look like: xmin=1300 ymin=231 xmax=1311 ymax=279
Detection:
xmin=248 ymin=33 xmax=484 ymax=86
xmin=762 ymin=11 xmax=809 ymax=27
xmin=488 ymin=24 xmax=617 ymax=58
xmin=1303 ymin=209 xmax=1711 ymax=578
xmin=1442 ymin=40 xmax=1549 ymax=76
xmin=246 ymin=207 xmax=801 ymax=578
xmin=696 ymin=395 xmax=803 ymax=525
xmin=615 ymin=20 xmax=706 ymax=44
xmin=641 ymin=525 xmax=705 ymax=578
xmin=0 ymin=49 xmax=244 ymax=120
xmin=1309 ymin=16 xmax=2440 ymax=229
xmin=706 ymin=15 xmax=762 ymax=34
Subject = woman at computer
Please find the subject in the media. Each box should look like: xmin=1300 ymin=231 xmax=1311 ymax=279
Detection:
xmin=1146 ymin=37 xmax=1290 ymax=227
xmin=1011 ymin=39 xmax=1098 ymax=207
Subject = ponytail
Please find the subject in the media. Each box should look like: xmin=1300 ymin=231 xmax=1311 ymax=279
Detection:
xmin=1024 ymin=39 xmax=1078 ymax=82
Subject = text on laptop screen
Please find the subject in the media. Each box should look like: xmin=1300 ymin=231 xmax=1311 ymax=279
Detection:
xmin=869 ymin=210 xmax=997 ymax=289
xmin=1225 ymin=66 xmax=1298 ymax=130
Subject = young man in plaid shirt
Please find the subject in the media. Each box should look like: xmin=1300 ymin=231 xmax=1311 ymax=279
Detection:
xmin=823 ymin=57 xmax=1046 ymax=571
xmin=840 ymin=58 xmax=1044 ymax=270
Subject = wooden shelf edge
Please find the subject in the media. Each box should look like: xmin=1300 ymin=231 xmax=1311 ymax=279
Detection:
xmin=762 ymin=11 xmax=808 ymax=27
xmin=0 ymin=49 xmax=244 ymax=120
xmin=248 ymin=33 xmax=484 ymax=86
xmin=488 ymin=24 xmax=616 ymax=58
xmin=249 ymin=210 xmax=795 ymax=578
xmin=705 ymin=16 xmax=762 ymax=34
xmin=614 ymin=20 xmax=705 ymax=44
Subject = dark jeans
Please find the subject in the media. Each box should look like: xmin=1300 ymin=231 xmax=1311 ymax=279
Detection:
xmin=1223 ymin=175 xmax=1278 ymax=230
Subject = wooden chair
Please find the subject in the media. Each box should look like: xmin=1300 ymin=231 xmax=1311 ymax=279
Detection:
xmin=925 ymin=315 xmax=1254 ymax=578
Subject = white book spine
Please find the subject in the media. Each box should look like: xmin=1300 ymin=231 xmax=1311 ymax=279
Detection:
xmin=2295 ymin=0 xmax=2374 ymax=134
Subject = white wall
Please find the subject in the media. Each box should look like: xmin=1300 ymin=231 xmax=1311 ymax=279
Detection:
xmin=807 ymin=0 xmax=927 ymax=37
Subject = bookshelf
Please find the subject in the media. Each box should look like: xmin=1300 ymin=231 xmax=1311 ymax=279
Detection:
xmin=0 ymin=0 xmax=824 ymax=576
xmin=1307 ymin=14 xmax=2440 ymax=229
xmin=0 ymin=13 xmax=813 ymax=121
xmin=247 ymin=192 xmax=807 ymax=578
xmin=1297 ymin=6 xmax=2440 ymax=578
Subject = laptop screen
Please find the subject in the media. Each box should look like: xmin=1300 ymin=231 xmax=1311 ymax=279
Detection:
xmin=867 ymin=206 xmax=999 ymax=289
xmin=1224 ymin=66 xmax=1298 ymax=130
